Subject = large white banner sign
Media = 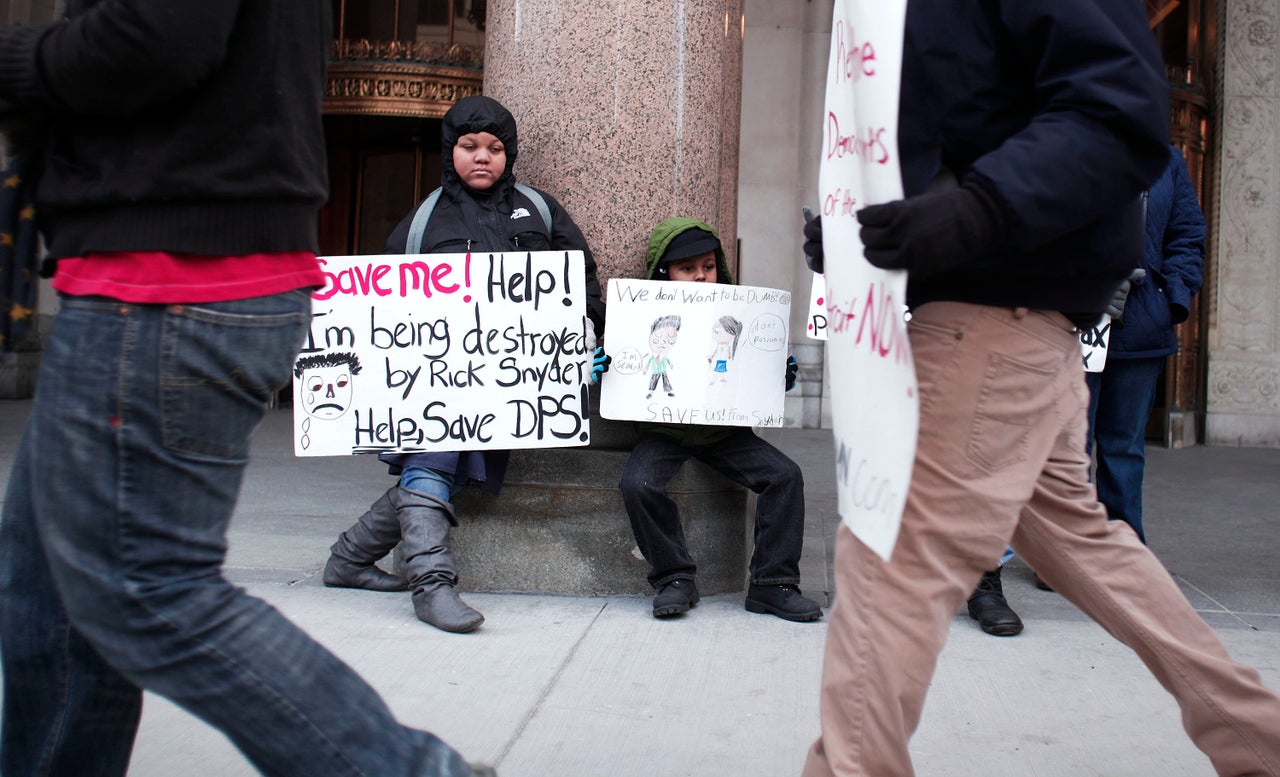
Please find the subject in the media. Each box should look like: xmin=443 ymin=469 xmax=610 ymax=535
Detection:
xmin=820 ymin=0 xmax=916 ymax=561
xmin=599 ymin=279 xmax=791 ymax=428
xmin=292 ymin=251 xmax=591 ymax=456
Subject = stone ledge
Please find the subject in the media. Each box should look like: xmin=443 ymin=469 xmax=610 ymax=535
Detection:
xmin=448 ymin=446 xmax=750 ymax=596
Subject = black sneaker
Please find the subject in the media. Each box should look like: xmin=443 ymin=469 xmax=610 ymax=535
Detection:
xmin=967 ymin=568 xmax=1024 ymax=636
xmin=745 ymin=584 xmax=823 ymax=622
xmin=652 ymin=579 xmax=699 ymax=618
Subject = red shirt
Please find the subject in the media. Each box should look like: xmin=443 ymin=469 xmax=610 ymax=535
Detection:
xmin=53 ymin=251 xmax=324 ymax=304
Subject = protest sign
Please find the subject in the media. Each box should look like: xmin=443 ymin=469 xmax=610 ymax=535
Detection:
xmin=819 ymin=0 xmax=916 ymax=561
xmin=599 ymin=279 xmax=791 ymax=428
xmin=807 ymin=273 xmax=829 ymax=341
xmin=292 ymin=250 xmax=592 ymax=456
xmin=1079 ymin=314 xmax=1111 ymax=372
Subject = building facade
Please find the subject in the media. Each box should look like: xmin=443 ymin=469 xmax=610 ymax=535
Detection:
xmin=8 ymin=0 xmax=1280 ymax=448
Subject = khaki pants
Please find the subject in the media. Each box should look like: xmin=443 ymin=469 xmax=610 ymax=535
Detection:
xmin=803 ymin=302 xmax=1280 ymax=777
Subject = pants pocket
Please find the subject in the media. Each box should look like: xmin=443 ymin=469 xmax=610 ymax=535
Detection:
xmin=159 ymin=294 xmax=311 ymax=461
xmin=966 ymin=351 xmax=1058 ymax=474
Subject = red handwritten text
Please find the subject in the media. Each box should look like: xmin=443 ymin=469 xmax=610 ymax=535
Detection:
xmin=823 ymin=187 xmax=859 ymax=218
xmin=399 ymin=256 xmax=462 ymax=299
xmin=834 ymin=20 xmax=877 ymax=84
xmin=315 ymin=259 xmax=393 ymax=301
xmin=854 ymin=279 xmax=910 ymax=364
xmin=826 ymin=112 xmax=890 ymax=165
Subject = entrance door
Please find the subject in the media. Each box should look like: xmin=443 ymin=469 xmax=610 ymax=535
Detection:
xmin=320 ymin=115 xmax=444 ymax=257
xmin=1147 ymin=0 xmax=1215 ymax=448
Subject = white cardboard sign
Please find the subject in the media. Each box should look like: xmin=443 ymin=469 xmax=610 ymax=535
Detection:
xmin=292 ymin=251 xmax=591 ymax=456
xmin=599 ymin=279 xmax=791 ymax=428
xmin=1080 ymin=314 xmax=1111 ymax=372
xmin=820 ymin=0 xmax=917 ymax=561
xmin=807 ymin=273 xmax=829 ymax=341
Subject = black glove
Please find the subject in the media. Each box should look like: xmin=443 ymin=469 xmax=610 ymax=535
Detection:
xmin=803 ymin=214 xmax=824 ymax=274
xmin=784 ymin=355 xmax=798 ymax=391
xmin=590 ymin=347 xmax=612 ymax=384
xmin=856 ymin=182 xmax=1005 ymax=277
xmin=1105 ymin=268 xmax=1147 ymax=320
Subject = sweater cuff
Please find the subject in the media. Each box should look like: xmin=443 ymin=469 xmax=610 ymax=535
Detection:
xmin=0 ymin=24 xmax=55 ymax=108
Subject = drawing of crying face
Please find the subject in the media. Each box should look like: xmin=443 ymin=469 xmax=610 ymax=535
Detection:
xmin=650 ymin=326 xmax=679 ymax=357
xmin=302 ymin=365 xmax=354 ymax=419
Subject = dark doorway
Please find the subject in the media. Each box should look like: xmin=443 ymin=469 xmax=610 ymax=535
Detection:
xmin=320 ymin=115 xmax=444 ymax=257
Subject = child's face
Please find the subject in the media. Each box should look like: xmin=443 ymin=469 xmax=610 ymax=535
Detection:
xmin=712 ymin=323 xmax=731 ymax=343
xmin=453 ymin=131 xmax=507 ymax=191
xmin=650 ymin=326 xmax=678 ymax=356
xmin=665 ymin=251 xmax=718 ymax=283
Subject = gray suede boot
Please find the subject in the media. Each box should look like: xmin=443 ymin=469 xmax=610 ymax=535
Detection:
xmin=397 ymin=488 xmax=485 ymax=633
xmin=323 ymin=486 xmax=408 ymax=592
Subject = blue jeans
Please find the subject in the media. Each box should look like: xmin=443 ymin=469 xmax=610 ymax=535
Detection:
xmin=0 ymin=294 xmax=472 ymax=776
xmin=619 ymin=428 xmax=805 ymax=588
xmin=1086 ymin=356 xmax=1164 ymax=543
xmin=400 ymin=466 xmax=467 ymax=502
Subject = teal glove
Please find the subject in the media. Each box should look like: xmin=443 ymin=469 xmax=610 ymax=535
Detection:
xmin=785 ymin=355 xmax=798 ymax=391
xmin=590 ymin=347 xmax=612 ymax=384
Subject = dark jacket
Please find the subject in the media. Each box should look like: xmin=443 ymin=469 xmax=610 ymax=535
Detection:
xmin=381 ymin=95 xmax=605 ymax=493
xmin=899 ymin=0 xmax=1171 ymax=319
xmin=0 ymin=0 xmax=330 ymax=259
xmin=1110 ymin=146 xmax=1205 ymax=359
xmin=639 ymin=217 xmax=742 ymax=448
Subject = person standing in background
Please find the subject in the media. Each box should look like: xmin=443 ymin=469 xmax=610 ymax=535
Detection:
xmin=1088 ymin=144 xmax=1206 ymax=544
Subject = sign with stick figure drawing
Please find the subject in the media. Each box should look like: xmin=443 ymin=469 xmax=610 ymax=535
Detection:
xmin=293 ymin=250 xmax=592 ymax=456
xmin=599 ymin=279 xmax=791 ymax=427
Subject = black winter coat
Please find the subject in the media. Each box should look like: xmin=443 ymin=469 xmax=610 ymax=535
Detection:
xmin=1110 ymin=146 xmax=1206 ymax=359
xmin=898 ymin=0 xmax=1171 ymax=320
xmin=380 ymin=95 xmax=605 ymax=494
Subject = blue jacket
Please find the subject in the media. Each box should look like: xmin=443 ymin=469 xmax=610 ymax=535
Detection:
xmin=899 ymin=0 xmax=1170 ymax=320
xmin=1110 ymin=147 xmax=1206 ymax=359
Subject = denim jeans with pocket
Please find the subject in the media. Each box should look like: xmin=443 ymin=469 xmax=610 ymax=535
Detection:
xmin=1085 ymin=356 xmax=1164 ymax=543
xmin=0 ymin=293 xmax=473 ymax=776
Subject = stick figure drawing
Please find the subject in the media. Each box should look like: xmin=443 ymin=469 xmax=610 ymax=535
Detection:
xmin=708 ymin=315 xmax=742 ymax=385
xmin=644 ymin=314 xmax=681 ymax=399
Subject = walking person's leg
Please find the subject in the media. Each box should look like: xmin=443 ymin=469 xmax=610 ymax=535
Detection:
xmin=1 ymin=422 xmax=141 ymax=776
xmin=7 ymin=294 xmax=477 ymax=776
xmin=1013 ymin=373 xmax=1280 ymax=776
xmin=803 ymin=303 xmax=1084 ymax=776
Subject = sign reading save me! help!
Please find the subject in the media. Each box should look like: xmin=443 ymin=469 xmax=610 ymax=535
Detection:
xmin=292 ymin=251 xmax=592 ymax=457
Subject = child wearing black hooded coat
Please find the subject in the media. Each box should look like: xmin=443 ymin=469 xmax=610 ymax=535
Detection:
xmin=598 ymin=217 xmax=821 ymax=622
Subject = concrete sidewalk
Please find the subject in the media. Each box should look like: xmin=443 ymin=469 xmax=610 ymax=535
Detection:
xmin=1 ymin=399 xmax=1278 ymax=776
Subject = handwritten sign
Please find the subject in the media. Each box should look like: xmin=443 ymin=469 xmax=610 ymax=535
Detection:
xmin=807 ymin=273 xmax=829 ymax=341
xmin=599 ymin=279 xmax=791 ymax=427
xmin=1079 ymin=314 xmax=1111 ymax=372
xmin=820 ymin=0 xmax=915 ymax=561
xmin=292 ymin=251 xmax=591 ymax=456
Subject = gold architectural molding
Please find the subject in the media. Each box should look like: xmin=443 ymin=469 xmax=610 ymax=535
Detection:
xmin=324 ymin=39 xmax=484 ymax=119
